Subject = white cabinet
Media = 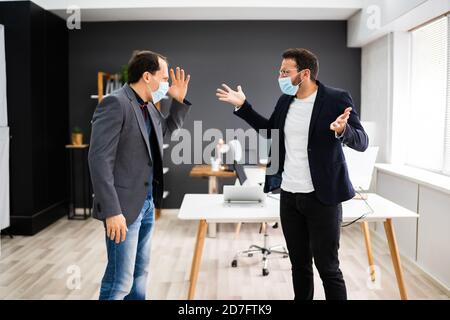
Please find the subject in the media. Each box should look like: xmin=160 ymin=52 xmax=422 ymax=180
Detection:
xmin=376 ymin=166 xmax=450 ymax=289
xmin=376 ymin=172 xmax=418 ymax=260
xmin=417 ymin=186 xmax=450 ymax=288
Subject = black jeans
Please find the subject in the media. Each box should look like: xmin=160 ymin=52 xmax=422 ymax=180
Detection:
xmin=280 ymin=189 xmax=347 ymax=300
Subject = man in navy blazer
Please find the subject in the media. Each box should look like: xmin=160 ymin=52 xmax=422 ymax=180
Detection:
xmin=217 ymin=48 xmax=368 ymax=300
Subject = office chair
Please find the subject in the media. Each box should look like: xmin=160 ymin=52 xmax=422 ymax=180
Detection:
xmin=230 ymin=161 xmax=289 ymax=276
xmin=231 ymin=220 xmax=289 ymax=276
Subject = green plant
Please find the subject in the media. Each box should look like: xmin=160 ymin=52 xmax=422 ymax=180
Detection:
xmin=72 ymin=126 xmax=82 ymax=134
xmin=121 ymin=64 xmax=128 ymax=84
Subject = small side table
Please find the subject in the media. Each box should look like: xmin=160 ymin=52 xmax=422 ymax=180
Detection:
xmin=66 ymin=144 xmax=92 ymax=220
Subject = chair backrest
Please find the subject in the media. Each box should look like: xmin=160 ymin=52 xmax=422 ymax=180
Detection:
xmin=233 ymin=161 xmax=247 ymax=185
xmin=343 ymin=146 xmax=379 ymax=191
xmin=228 ymin=139 xmax=243 ymax=162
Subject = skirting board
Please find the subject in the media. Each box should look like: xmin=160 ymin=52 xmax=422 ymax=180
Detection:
xmin=9 ymin=200 xmax=68 ymax=235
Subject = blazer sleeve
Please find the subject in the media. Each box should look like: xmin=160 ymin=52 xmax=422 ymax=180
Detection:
xmin=337 ymin=91 xmax=369 ymax=152
xmin=161 ymin=98 xmax=192 ymax=137
xmin=233 ymin=97 xmax=283 ymax=139
xmin=88 ymin=95 xmax=124 ymax=219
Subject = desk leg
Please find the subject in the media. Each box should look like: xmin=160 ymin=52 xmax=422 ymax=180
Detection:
xmin=384 ymin=218 xmax=408 ymax=300
xmin=188 ymin=219 xmax=208 ymax=300
xmin=234 ymin=222 xmax=242 ymax=239
xmin=361 ymin=221 xmax=376 ymax=282
xmin=208 ymin=177 xmax=217 ymax=238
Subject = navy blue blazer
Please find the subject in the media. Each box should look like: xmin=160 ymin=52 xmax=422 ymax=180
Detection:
xmin=234 ymin=80 xmax=369 ymax=206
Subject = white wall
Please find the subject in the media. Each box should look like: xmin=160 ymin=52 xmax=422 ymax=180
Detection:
xmin=361 ymin=29 xmax=412 ymax=165
xmin=348 ymin=0 xmax=449 ymax=47
xmin=360 ymin=4 xmax=450 ymax=290
xmin=361 ymin=33 xmax=391 ymax=162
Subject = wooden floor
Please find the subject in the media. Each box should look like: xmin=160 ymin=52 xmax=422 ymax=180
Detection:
xmin=0 ymin=210 xmax=448 ymax=300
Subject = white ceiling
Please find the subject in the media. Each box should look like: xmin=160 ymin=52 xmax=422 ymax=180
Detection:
xmin=28 ymin=0 xmax=363 ymax=21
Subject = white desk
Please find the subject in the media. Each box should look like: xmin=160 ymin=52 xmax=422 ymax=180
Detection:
xmin=178 ymin=193 xmax=418 ymax=300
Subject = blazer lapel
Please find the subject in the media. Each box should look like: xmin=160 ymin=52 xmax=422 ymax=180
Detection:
xmin=146 ymin=102 xmax=164 ymax=157
xmin=308 ymin=80 xmax=325 ymax=142
xmin=123 ymin=84 xmax=152 ymax=159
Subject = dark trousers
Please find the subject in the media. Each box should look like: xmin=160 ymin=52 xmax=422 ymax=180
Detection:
xmin=280 ymin=189 xmax=347 ymax=300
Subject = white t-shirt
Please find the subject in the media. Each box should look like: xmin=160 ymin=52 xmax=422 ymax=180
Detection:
xmin=281 ymin=90 xmax=317 ymax=193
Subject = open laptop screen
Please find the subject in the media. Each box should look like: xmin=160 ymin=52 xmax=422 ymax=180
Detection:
xmin=233 ymin=161 xmax=247 ymax=186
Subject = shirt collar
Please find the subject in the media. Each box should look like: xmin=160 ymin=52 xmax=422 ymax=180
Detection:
xmin=130 ymin=86 xmax=147 ymax=105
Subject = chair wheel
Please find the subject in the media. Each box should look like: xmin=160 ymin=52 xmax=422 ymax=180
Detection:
xmin=231 ymin=260 xmax=238 ymax=268
xmin=248 ymin=253 xmax=253 ymax=257
xmin=262 ymin=268 xmax=269 ymax=276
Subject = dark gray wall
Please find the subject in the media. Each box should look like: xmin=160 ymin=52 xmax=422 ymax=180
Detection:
xmin=69 ymin=20 xmax=361 ymax=208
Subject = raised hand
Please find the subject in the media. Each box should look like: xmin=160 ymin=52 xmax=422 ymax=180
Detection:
xmin=216 ymin=84 xmax=246 ymax=107
xmin=330 ymin=107 xmax=352 ymax=135
xmin=167 ymin=67 xmax=191 ymax=103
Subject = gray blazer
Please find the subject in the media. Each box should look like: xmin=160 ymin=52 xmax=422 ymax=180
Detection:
xmin=88 ymin=83 xmax=191 ymax=225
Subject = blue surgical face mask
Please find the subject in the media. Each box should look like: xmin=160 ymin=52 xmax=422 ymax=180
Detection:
xmin=151 ymin=80 xmax=169 ymax=104
xmin=278 ymin=76 xmax=299 ymax=96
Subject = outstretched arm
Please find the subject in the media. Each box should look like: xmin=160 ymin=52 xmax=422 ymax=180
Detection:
xmin=216 ymin=84 xmax=277 ymax=137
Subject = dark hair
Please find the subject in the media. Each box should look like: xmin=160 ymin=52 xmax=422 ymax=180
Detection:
xmin=282 ymin=48 xmax=319 ymax=80
xmin=127 ymin=50 xmax=167 ymax=84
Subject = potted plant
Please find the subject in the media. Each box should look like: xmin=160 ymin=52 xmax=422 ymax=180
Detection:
xmin=120 ymin=64 xmax=128 ymax=84
xmin=72 ymin=126 xmax=83 ymax=146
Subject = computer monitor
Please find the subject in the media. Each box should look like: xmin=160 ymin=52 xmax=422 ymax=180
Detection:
xmin=233 ymin=161 xmax=247 ymax=186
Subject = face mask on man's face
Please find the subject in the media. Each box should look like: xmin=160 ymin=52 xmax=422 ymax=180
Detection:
xmin=148 ymin=76 xmax=169 ymax=104
xmin=277 ymin=70 xmax=305 ymax=96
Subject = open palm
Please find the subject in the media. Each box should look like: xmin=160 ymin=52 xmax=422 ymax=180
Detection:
xmin=330 ymin=107 xmax=352 ymax=135
xmin=216 ymin=84 xmax=246 ymax=107
xmin=167 ymin=67 xmax=191 ymax=103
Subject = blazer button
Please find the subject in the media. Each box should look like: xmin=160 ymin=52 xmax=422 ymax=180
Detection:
xmin=307 ymin=148 xmax=312 ymax=152
xmin=148 ymin=162 xmax=151 ymax=166
xmin=144 ymin=182 xmax=149 ymax=186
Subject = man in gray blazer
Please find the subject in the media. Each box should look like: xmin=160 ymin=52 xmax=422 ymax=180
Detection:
xmin=88 ymin=50 xmax=191 ymax=300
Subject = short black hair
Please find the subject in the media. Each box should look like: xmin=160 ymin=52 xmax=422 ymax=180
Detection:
xmin=282 ymin=48 xmax=319 ymax=80
xmin=127 ymin=50 xmax=167 ymax=84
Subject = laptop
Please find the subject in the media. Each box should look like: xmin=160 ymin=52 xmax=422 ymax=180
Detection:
xmin=223 ymin=185 xmax=265 ymax=204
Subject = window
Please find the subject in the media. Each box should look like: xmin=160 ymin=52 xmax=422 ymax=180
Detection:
xmin=406 ymin=16 xmax=449 ymax=174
